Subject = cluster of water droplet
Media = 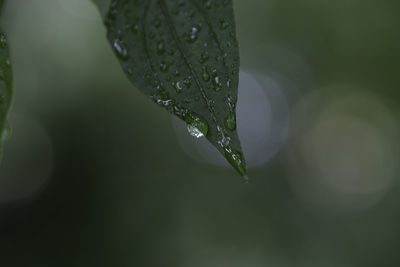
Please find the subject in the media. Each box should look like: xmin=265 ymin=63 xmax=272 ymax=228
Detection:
xmin=216 ymin=125 xmax=246 ymax=176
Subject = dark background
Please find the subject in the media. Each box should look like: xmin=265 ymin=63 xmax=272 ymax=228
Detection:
xmin=0 ymin=0 xmax=400 ymax=266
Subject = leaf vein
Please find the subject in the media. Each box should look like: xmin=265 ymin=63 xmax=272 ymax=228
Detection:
xmin=158 ymin=0 xmax=220 ymax=127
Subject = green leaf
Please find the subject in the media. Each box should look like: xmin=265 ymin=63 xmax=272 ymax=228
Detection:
xmin=0 ymin=30 xmax=12 ymax=156
xmin=0 ymin=9 xmax=13 ymax=159
xmin=98 ymin=0 xmax=247 ymax=178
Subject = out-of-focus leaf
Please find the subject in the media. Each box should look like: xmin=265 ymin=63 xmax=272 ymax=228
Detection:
xmin=95 ymin=0 xmax=247 ymax=178
xmin=0 ymin=8 xmax=13 ymax=159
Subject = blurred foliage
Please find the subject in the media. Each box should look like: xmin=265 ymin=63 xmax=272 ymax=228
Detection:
xmin=0 ymin=0 xmax=399 ymax=266
xmin=0 ymin=28 xmax=12 ymax=158
xmin=0 ymin=0 xmax=12 ymax=159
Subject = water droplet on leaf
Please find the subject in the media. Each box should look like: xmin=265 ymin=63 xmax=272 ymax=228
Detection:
xmin=202 ymin=67 xmax=210 ymax=81
xmin=220 ymin=19 xmax=229 ymax=30
xmin=224 ymin=149 xmax=247 ymax=177
xmin=212 ymin=70 xmax=222 ymax=90
xmin=186 ymin=115 xmax=208 ymax=138
xmin=186 ymin=25 xmax=201 ymax=43
xmin=0 ymin=33 xmax=7 ymax=48
xmin=160 ymin=61 xmax=169 ymax=72
xmin=174 ymin=81 xmax=183 ymax=93
xmin=224 ymin=113 xmax=236 ymax=130
xmin=157 ymin=40 xmax=165 ymax=54
xmin=200 ymin=53 xmax=209 ymax=63
xmin=187 ymin=124 xmax=204 ymax=138
xmin=113 ymin=39 xmax=129 ymax=60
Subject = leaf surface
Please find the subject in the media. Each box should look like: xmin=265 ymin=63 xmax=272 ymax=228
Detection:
xmin=99 ymin=0 xmax=247 ymax=177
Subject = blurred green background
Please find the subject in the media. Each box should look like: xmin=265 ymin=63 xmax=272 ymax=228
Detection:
xmin=1 ymin=0 xmax=400 ymax=266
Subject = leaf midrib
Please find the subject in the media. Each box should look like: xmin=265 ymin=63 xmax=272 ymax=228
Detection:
xmin=158 ymin=0 xmax=221 ymax=129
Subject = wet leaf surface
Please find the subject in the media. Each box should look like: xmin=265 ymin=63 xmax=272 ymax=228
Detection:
xmin=96 ymin=0 xmax=247 ymax=177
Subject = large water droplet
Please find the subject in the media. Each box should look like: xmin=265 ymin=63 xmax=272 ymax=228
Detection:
xmin=187 ymin=124 xmax=204 ymax=138
xmin=186 ymin=115 xmax=208 ymax=138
